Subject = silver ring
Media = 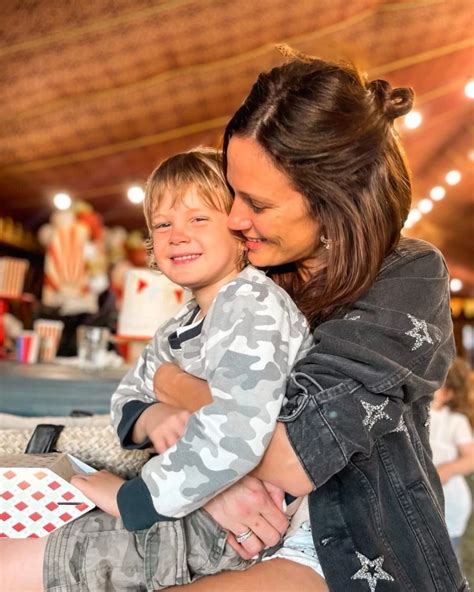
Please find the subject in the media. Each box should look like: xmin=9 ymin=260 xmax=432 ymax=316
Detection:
xmin=235 ymin=528 xmax=253 ymax=544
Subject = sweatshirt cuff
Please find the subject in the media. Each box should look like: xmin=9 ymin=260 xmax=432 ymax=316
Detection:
xmin=117 ymin=400 xmax=157 ymax=449
xmin=117 ymin=476 xmax=174 ymax=530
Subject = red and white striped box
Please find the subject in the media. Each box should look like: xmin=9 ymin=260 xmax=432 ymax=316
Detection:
xmin=0 ymin=257 xmax=29 ymax=297
xmin=33 ymin=319 xmax=64 ymax=362
xmin=0 ymin=453 xmax=95 ymax=538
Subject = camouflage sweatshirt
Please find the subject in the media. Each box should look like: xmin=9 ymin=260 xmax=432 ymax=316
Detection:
xmin=111 ymin=266 xmax=312 ymax=529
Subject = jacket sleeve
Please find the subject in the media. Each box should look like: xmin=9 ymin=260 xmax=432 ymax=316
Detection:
xmin=110 ymin=334 xmax=170 ymax=450
xmin=117 ymin=277 xmax=311 ymax=527
xmin=282 ymin=244 xmax=455 ymax=489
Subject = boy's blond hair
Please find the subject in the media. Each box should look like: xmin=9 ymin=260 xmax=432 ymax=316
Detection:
xmin=143 ymin=147 xmax=244 ymax=269
xmin=143 ymin=147 xmax=232 ymax=232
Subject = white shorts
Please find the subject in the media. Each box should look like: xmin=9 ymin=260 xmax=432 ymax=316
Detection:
xmin=262 ymin=520 xmax=325 ymax=578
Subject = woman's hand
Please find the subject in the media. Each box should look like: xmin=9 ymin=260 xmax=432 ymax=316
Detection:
xmin=71 ymin=470 xmax=124 ymax=517
xmin=132 ymin=402 xmax=191 ymax=452
xmin=154 ymin=362 xmax=212 ymax=412
xmin=204 ymin=475 xmax=289 ymax=560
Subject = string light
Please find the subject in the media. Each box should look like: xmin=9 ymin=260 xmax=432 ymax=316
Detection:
xmin=404 ymin=111 xmax=422 ymax=129
xmin=450 ymin=278 xmax=463 ymax=293
xmin=418 ymin=198 xmax=433 ymax=213
xmin=127 ymin=186 xmax=145 ymax=204
xmin=53 ymin=193 xmax=72 ymax=210
xmin=404 ymin=208 xmax=422 ymax=228
xmin=445 ymin=170 xmax=461 ymax=185
xmin=430 ymin=186 xmax=446 ymax=201
xmin=464 ymin=79 xmax=474 ymax=99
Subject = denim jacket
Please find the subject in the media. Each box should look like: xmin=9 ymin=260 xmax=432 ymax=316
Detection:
xmin=281 ymin=238 xmax=469 ymax=591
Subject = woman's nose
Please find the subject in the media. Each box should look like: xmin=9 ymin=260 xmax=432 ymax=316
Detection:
xmin=227 ymin=198 xmax=252 ymax=231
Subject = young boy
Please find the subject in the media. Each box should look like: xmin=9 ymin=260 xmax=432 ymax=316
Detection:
xmin=38 ymin=148 xmax=312 ymax=591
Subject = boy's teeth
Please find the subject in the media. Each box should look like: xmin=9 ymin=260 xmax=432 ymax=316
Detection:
xmin=173 ymin=254 xmax=199 ymax=261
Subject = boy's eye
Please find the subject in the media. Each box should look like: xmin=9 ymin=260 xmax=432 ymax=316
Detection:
xmin=153 ymin=222 xmax=171 ymax=231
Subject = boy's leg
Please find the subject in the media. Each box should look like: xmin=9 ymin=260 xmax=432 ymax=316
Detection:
xmin=0 ymin=537 xmax=47 ymax=592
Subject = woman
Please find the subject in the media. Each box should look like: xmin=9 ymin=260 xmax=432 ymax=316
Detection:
xmin=1 ymin=53 xmax=465 ymax=592
xmin=155 ymin=53 xmax=467 ymax=591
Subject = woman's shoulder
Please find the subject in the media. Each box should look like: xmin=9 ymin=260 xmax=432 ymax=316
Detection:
xmin=379 ymin=237 xmax=448 ymax=278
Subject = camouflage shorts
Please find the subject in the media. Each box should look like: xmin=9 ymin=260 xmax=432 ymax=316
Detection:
xmin=43 ymin=508 xmax=251 ymax=591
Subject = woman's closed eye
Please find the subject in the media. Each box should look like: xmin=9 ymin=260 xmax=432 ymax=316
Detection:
xmin=248 ymin=201 xmax=266 ymax=213
xmin=239 ymin=194 xmax=267 ymax=213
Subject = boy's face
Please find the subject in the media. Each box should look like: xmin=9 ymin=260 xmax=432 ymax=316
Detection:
xmin=151 ymin=185 xmax=241 ymax=301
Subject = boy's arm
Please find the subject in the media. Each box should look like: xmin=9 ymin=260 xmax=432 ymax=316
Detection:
xmin=111 ymin=329 xmax=174 ymax=449
xmin=153 ymin=362 xmax=212 ymax=412
xmin=153 ymin=364 xmax=314 ymax=495
xmin=117 ymin=279 xmax=311 ymax=529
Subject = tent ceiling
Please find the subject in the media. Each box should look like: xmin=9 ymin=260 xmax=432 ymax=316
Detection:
xmin=1 ymin=0 xmax=473 ymax=293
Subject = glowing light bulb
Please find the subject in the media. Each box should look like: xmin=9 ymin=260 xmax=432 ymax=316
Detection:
xmin=464 ymin=80 xmax=474 ymax=99
xmin=445 ymin=170 xmax=461 ymax=185
xmin=417 ymin=199 xmax=433 ymax=213
xmin=405 ymin=209 xmax=422 ymax=227
xmin=404 ymin=111 xmax=422 ymax=129
xmin=53 ymin=193 xmax=72 ymax=210
xmin=450 ymin=278 xmax=463 ymax=292
xmin=430 ymin=186 xmax=446 ymax=201
xmin=127 ymin=186 xmax=144 ymax=204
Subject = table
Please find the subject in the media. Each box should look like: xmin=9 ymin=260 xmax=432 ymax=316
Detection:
xmin=0 ymin=360 xmax=126 ymax=416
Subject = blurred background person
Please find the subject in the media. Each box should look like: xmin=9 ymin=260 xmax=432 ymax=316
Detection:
xmin=430 ymin=357 xmax=474 ymax=560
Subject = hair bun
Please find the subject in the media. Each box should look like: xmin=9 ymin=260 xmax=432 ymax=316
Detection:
xmin=368 ymin=79 xmax=414 ymax=121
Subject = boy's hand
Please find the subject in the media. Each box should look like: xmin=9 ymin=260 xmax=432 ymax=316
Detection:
xmin=139 ymin=403 xmax=191 ymax=453
xmin=71 ymin=470 xmax=124 ymax=517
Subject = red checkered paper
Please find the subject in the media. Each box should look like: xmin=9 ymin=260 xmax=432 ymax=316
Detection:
xmin=0 ymin=453 xmax=95 ymax=538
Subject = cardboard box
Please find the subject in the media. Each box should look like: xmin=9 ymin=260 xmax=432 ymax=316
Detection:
xmin=0 ymin=453 xmax=96 ymax=538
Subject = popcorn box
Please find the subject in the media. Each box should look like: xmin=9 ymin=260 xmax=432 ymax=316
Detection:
xmin=0 ymin=453 xmax=96 ymax=538
xmin=0 ymin=257 xmax=29 ymax=297
xmin=34 ymin=319 xmax=64 ymax=362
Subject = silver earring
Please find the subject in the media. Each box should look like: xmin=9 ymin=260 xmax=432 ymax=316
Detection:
xmin=320 ymin=235 xmax=332 ymax=250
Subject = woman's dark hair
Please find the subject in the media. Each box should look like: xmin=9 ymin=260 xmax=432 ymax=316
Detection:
xmin=223 ymin=50 xmax=414 ymax=325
